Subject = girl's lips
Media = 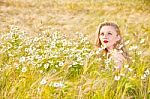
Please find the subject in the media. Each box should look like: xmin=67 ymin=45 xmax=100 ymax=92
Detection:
xmin=103 ymin=40 xmax=108 ymax=43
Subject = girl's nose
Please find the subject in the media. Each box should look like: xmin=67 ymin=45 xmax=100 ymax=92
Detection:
xmin=103 ymin=34 xmax=108 ymax=38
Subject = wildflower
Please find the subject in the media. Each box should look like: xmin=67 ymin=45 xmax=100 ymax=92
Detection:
xmin=73 ymin=61 xmax=78 ymax=65
xmin=62 ymin=40 xmax=67 ymax=46
xmin=77 ymin=56 xmax=82 ymax=61
xmin=124 ymin=64 xmax=129 ymax=68
xmin=141 ymin=76 xmax=145 ymax=80
xmin=19 ymin=56 xmax=26 ymax=63
xmin=114 ymin=75 xmax=121 ymax=81
xmin=137 ymin=51 xmax=142 ymax=55
xmin=145 ymin=69 xmax=150 ymax=76
xmin=88 ymin=51 xmax=95 ymax=57
xmin=21 ymin=67 xmax=27 ymax=72
xmin=53 ymin=82 xmax=65 ymax=88
xmin=98 ymin=58 xmax=102 ymax=61
xmin=140 ymin=39 xmax=145 ymax=44
xmin=132 ymin=45 xmax=138 ymax=50
xmin=40 ymin=78 xmax=47 ymax=85
xmin=128 ymin=68 xmax=133 ymax=72
xmin=44 ymin=63 xmax=49 ymax=69
xmin=25 ymin=48 xmax=28 ymax=52
xmin=8 ymin=53 xmax=13 ymax=57
xmin=141 ymin=74 xmax=147 ymax=80
xmin=68 ymin=42 xmax=72 ymax=46
xmin=125 ymin=40 xmax=130 ymax=45
xmin=52 ymin=69 xmax=57 ymax=73
xmin=129 ymin=45 xmax=138 ymax=51
xmin=39 ymin=70 xmax=43 ymax=74
xmin=37 ymin=88 xmax=41 ymax=93
xmin=133 ymin=74 xmax=137 ymax=78
xmin=143 ymin=74 xmax=147 ymax=78
xmin=120 ymin=73 xmax=125 ymax=76
xmin=59 ymin=61 xmax=64 ymax=67
xmin=96 ymin=48 xmax=103 ymax=54
xmin=55 ymin=65 xmax=58 ymax=68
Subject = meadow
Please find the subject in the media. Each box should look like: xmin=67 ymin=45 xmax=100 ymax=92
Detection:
xmin=0 ymin=0 xmax=150 ymax=98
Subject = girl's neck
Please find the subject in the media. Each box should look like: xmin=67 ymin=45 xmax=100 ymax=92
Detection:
xmin=107 ymin=46 xmax=115 ymax=53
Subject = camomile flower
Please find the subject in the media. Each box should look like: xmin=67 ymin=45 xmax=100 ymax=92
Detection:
xmin=53 ymin=82 xmax=65 ymax=88
xmin=40 ymin=78 xmax=47 ymax=85
xmin=77 ymin=57 xmax=82 ymax=61
xmin=125 ymin=40 xmax=130 ymax=45
xmin=44 ymin=63 xmax=49 ymax=69
xmin=140 ymin=39 xmax=145 ymax=44
xmin=19 ymin=56 xmax=26 ymax=63
xmin=141 ymin=76 xmax=145 ymax=80
xmin=137 ymin=51 xmax=142 ymax=55
xmin=124 ymin=64 xmax=129 ymax=68
xmin=96 ymin=48 xmax=103 ymax=54
xmin=141 ymin=74 xmax=147 ymax=80
xmin=59 ymin=61 xmax=64 ymax=67
xmin=129 ymin=45 xmax=138 ymax=51
xmin=145 ymin=69 xmax=150 ymax=76
xmin=73 ymin=61 xmax=78 ymax=65
xmin=120 ymin=73 xmax=125 ymax=76
xmin=114 ymin=75 xmax=121 ymax=81
xmin=21 ymin=67 xmax=27 ymax=73
xmin=128 ymin=68 xmax=133 ymax=72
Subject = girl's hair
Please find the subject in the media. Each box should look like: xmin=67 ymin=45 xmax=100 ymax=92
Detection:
xmin=95 ymin=21 xmax=129 ymax=61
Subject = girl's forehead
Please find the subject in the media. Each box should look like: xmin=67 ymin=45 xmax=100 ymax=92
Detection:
xmin=100 ymin=26 xmax=117 ymax=32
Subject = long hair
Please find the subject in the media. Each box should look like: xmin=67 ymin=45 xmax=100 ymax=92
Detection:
xmin=95 ymin=21 xmax=130 ymax=61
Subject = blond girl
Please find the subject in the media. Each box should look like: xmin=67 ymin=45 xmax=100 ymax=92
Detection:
xmin=96 ymin=21 xmax=129 ymax=69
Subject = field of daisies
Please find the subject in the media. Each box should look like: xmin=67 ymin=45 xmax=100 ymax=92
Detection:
xmin=0 ymin=0 xmax=150 ymax=99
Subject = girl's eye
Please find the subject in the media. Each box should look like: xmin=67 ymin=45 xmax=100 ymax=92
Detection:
xmin=108 ymin=32 xmax=112 ymax=35
xmin=100 ymin=33 xmax=104 ymax=36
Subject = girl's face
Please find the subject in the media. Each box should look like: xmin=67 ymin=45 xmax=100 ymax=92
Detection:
xmin=99 ymin=26 xmax=120 ymax=49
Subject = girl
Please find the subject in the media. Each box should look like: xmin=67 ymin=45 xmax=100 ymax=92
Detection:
xmin=96 ymin=21 xmax=129 ymax=69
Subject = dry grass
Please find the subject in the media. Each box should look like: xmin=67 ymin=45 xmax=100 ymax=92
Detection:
xmin=0 ymin=0 xmax=150 ymax=42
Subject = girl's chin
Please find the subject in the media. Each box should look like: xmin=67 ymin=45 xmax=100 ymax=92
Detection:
xmin=102 ymin=44 xmax=111 ymax=48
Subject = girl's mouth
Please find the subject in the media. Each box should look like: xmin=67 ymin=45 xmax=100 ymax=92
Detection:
xmin=103 ymin=40 xmax=108 ymax=43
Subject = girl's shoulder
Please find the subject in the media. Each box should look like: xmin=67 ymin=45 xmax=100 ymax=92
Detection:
xmin=112 ymin=49 xmax=126 ymax=62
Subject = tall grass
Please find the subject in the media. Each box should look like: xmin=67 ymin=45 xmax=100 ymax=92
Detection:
xmin=0 ymin=26 xmax=149 ymax=98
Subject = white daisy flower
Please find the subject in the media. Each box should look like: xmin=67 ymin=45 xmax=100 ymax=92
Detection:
xmin=19 ymin=56 xmax=26 ymax=63
xmin=59 ymin=61 xmax=64 ymax=67
xmin=128 ymin=68 xmax=133 ymax=72
xmin=40 ymin=78 xmax=47 ymax=85
xmin=140 ymin=39 xmax=145 ymax=44
xmin=124 ymin=64 xmax=129 ymax=68
xmin=114 ymin=75 xmax=121 ymax=81
xmin=44 ymin=63 xmax=49 ymax=69
xmin=125 ymin=40 xmax=130 ymax=45
xmin=120 ymin=73 xmax=125 ymax=76
xmin=53 ymin=82 xmax=64 ymax=88
xmin=145 ymin=69 xmax=150 ymax=76
xmin=137 ymin=51 xmax=142 ymax=55
xmin=21 ymin=67 xmax=27 ymax=73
